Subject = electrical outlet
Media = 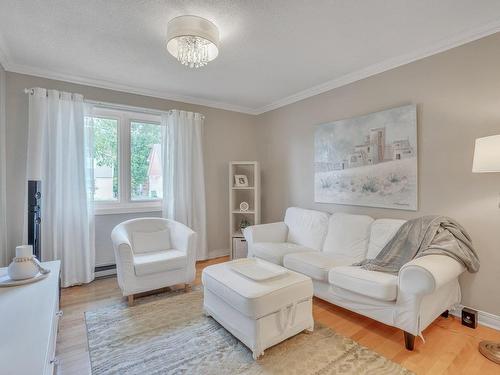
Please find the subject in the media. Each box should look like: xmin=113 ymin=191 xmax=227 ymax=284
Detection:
xmin=462 ymin=307 xmax=478 ymax=329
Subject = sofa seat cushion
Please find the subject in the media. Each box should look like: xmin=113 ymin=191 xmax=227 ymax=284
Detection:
xmin=283 ymin=252 xmax=340 ymax=282
xmin=252 ymin=242 xmax=316 ymax=265
xmin=133 ymin=250 xmax=187 ymax=276
xmin=202 ymin=259 xmax=313 ymax=319
xmin=328 ymin=266 xmax=398 ymax=301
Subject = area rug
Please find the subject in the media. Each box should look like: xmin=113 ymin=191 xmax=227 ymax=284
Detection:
xmin=85 ymin=289 xmax=413 ymax=375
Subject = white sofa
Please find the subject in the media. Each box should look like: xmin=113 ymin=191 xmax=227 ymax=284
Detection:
xmin=244 ymin=207 xmax=465 ymax=350
xmin=111 ymin=218 xmax=197 ymax=305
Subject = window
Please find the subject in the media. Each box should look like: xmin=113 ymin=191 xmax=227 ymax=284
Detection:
xmin=130 ymin=122 xmax=163 ymax=200
xmin=87 ymin=108 xmax=163 ymax=214
xmin=93 ymin=117 xmax=119 ymax=201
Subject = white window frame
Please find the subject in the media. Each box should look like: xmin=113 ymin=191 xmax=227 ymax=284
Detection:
xmin=91 ymin=107 xmax=163 ymax=215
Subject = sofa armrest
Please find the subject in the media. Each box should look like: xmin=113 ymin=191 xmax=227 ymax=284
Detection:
xmin=399 ymin=254 xmax=466 ymax=295
xmin=111 ymin=226 xmax=134 ymax=264
xmin=243 ymin=222 xmax=288 ymax=244
xmin=110 ymin=226 xmax=136 ymax=291
xmin=169 ymin=220 xmax=196 ymax=253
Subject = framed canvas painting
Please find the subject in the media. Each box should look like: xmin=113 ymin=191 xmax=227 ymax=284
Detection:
xmin=314 ymin=104 xmax=417 ymax=210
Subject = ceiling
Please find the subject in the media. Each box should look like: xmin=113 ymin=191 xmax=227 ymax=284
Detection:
xmin=1 ymin=1 xmax=500 ymax=114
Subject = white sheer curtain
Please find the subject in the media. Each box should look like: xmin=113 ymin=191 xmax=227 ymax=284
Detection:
xmin=162 ymin=110 xmax=208 ymax=260
xmin=27 ymin=88 xmax=95 ymax=287
xmin=0 ymin=66 xmax=7 ymax=266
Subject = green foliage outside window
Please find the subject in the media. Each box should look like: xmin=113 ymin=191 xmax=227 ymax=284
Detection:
xmin=130 ymin=122 xmax=162 ymax=200
xmin=93 ymin=117 xmax=118 ymax=200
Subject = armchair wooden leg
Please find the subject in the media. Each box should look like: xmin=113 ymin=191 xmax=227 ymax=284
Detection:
xmin=128 ymin=295 xmax=134 ymax=306
xmin=441 ymin=310 xmax=449 ymax=318
xmin=404 ymin=331 xmax=415 ymax=351
xmin=184 ymin=283 xmax=192 ymax=292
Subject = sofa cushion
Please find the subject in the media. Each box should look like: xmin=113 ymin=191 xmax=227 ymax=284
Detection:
xmin=328 ymin=266 xmax=398 ymax=301
xmin=202 ymin=259 xmax=313 ymax=319
xmin=322 ymin=213 xmax=374 ymax=264
xmin=133 ymin=249 xmax=186 ymax=276
xmin=366 ymin=219 xmax=406 ymax=259
xmin=283 ymin=252 xmax=340 ymax=282
xmin=284 ymin=207 xmax=329 ymax=251
xmin=132 ymin=228 xmax=171 ymax=254
xmin=252 ymin=242 xmax=316 ymax=265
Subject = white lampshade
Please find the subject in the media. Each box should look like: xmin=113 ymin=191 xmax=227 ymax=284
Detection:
xmin=166 ymin=15 xmax=219 ymax=68
xmin=472 ymin=135 xmax=500 ymax=173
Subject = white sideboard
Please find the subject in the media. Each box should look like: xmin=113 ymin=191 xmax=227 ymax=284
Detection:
xmin=0 ymin=260 xmax=61 ymax=375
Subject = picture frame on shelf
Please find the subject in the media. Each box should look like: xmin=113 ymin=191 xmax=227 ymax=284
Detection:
xmin=234 ymin=174 xmax=249 ymax=187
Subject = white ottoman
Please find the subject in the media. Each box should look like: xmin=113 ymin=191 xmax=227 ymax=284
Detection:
xmin=201 ymin=258 xmax=314 ymax=359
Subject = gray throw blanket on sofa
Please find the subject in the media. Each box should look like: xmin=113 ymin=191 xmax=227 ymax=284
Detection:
xmin=354 ymin=216 xmax=480 ymax=274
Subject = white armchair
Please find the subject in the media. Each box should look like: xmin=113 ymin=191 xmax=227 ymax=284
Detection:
xmin=111 ymin=217 xmax=197 ymax=305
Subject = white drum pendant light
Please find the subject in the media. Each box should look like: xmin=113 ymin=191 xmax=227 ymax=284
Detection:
xmin=166 ymin=15 xmax=220 ymax=68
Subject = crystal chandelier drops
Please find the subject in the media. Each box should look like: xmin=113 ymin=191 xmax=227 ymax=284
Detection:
xmin=176 ymin=36 xmax=210 ymax=68
xmin=166 ymin=16 xmax=220 ymax=69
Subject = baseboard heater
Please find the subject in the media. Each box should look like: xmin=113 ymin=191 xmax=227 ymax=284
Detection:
xmin=95 ymin=264 xmax=116 ymax=278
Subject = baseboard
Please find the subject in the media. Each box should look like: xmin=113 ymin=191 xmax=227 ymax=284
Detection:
xmin=208 ymin=248 xmax=230 ymax=259
xmin=450 ymin=304 xmax=500 ymax=331
xmin=95 ymin=264 xmax=116 ymax=278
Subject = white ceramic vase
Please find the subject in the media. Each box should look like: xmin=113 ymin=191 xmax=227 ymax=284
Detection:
xmin=8 ymin=245 xmax=39 ymax=280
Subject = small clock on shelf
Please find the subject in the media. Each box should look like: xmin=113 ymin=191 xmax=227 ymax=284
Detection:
xmin=239 ymin=201 xmax=249 ymax=212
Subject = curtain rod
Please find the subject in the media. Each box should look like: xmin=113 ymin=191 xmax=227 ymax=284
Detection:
xmin=24 ymin=88 xmax=205 ymax=119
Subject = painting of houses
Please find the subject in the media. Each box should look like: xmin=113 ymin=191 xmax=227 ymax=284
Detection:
xmin=314 ymin=104 xmax=417 ymax=210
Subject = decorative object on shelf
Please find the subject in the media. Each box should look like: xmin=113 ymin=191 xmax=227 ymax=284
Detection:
xmin=314 ymin=104 xmax=417 ymax=211
xmin=166 ymin=15 xmax=220 ymax=68
xmin=239 ymin=201 xmax=249 ymax=212
xmin=9 ymin=245 xmax=38 ymax=280
xmin=232 ymin=237 xmax=247 ymax=259
xmin=472 ymin=134 xmax=500 ymax=364
xmin=239 ymin=218 xmax=251 ymax=231
xmin=1 ymin=245 xmax=51 ymax=286
xmin=234 ymin=174 xmax=249 ymax=187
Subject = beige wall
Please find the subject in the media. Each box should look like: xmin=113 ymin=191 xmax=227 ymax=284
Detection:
xmin=5 ymin=72 xmax=258 ymax=261
xmin=256 ymin=33 xmax=500 ymax=316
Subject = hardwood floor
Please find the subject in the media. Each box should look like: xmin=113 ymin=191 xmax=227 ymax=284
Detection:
xmin=56 ymin=256 xmax=500 ymax=374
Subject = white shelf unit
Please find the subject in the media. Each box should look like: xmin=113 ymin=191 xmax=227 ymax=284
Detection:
xmin=229 ymin=161 xmax=260 ymax=259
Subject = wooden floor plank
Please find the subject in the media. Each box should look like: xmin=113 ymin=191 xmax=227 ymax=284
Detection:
xmin=56 ymin=256 xmax=500 ymax=375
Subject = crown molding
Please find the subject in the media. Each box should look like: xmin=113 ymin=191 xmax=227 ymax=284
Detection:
xmin=2 ymin=18 xmax=500 ymax=116
xmin=3 ymin=62 xmax=259 ymax=115
xmin=253 ymin=19 xmax=500 ymax=115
